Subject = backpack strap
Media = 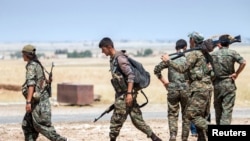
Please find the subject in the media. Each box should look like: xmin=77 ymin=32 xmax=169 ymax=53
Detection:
xmin=113 ymin=51 xmax=149 ymax=108
xmin=139 ymin=90 xmax=148 ymax=108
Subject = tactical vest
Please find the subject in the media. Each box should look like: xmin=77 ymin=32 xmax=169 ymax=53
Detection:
xmin=110 ymin=52 xmax=128 ymax=97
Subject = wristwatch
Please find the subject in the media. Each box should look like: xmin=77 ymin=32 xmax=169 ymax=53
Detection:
xmin=26 ymin=101 xmax=31 ymax=104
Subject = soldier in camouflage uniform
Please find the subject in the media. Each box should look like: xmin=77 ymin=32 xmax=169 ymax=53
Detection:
xmin=154 ymin=39 xmax=190 ymax=141
xmin=99 ymin=37 xmax=162 ymax=141
xmin=188 ymin=33 xmax=213 ymax=139
xmin=21 ymin=45 xmax=67 ymax=141
xmin=161 ymin=32 xmax=213 ymax=141
xmin=211 ymin=34 xmax=246 ymax=125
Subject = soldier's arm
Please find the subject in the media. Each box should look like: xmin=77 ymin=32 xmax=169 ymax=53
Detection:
xmin=168 ymin=52 xmax=198 ymax=73
xmin=230 ymin=51 xmax=247 ymax=80
xmin=117 ymin=55 xmax=135 ymax=84
xmin=154 ymin=61 xmax=168 ymax=79
xmin=25 ymin=63 xmax=36 ymax=112
xmin=117 ymin=55 xmax=134 ymax=106
xmin=154 ymin=61 xmax=169 ymax=86
xmin=230 ymin=59 xmax=246 ymax=80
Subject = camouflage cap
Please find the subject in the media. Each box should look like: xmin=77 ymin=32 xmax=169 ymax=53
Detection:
xmin=22 ymin=44 xmax=36 ymax=54
xmin=188 ymin=31 xmax=204 ymax=44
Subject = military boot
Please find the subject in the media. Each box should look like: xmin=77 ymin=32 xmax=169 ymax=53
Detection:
xmin=197 ymin=129 xmax=208 ymax=141
xmin=169 ymin=135 xmax=176 ymax=141
xmin=150 ymin=132 xmax=162 ymax=141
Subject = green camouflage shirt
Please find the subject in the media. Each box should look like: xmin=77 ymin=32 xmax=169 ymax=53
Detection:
xmin=167 ymin=50 xmax=213 ymax=92
xmin=154 ymin=56 xmax=188 ymax=90
xmin=25 ymin=61 xmax=45 ymax=93
xmin=211 ymin=47 xmax=245 ymax=79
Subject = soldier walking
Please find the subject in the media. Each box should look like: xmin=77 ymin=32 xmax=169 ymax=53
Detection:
xmin=98 ymin=37 xmax=162 ymax=141
xmin=21 ymin=44 xmax=68 ymax=141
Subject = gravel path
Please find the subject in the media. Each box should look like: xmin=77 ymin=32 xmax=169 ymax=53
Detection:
xmin=0 ymin=103 xmax=250 ymax=141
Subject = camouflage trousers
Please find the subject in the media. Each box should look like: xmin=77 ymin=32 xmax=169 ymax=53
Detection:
xmin=22 ymin=98 xmax=67 ymax=141
xmin=213 ymin=79 xmax=236 ymax=125
xmin=167 ymin=89 xmax=190 ymax=140
xmin=109 ymin=95 xmax=153 ymax=140
xmin=185 ymin=90 xmax=212 ymax=141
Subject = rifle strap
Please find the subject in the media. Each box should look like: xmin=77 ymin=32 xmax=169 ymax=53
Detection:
xmin=139 ymin=90 xmax=148 ymax=108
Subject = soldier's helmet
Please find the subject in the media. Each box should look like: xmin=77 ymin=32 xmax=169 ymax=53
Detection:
xmin=188 ymin=31 xmax=204 ymax=44
xmin=22 ymin=44 xmax=36 ymax=54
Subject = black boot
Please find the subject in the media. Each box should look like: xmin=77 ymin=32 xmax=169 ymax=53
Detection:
xmin=110 ymin=138 xmax=116 ymax=141
xmin=150 ymin=132 xmax=162 ymax=141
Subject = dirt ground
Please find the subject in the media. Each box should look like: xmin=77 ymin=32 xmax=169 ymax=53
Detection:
xmin=1 ymin=118 xmax=250 ymax=141
xmin=0 ymin=103 xmax=250 ymax=141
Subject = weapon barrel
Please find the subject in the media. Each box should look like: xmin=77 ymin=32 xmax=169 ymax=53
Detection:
xmin=93 ymin=104 xmax=115 ymax=122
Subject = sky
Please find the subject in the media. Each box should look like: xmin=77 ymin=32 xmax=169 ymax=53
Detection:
xmin=0 ymin=0 xmax=249 ymax=42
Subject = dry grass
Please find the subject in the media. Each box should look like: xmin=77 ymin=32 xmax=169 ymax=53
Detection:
xmin=0 ymin=46 xmax=250 ymax=107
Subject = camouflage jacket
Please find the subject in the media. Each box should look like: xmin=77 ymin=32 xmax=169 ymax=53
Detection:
xmin=154 ymin=56 xmax=188 ymax=90
xmin=166 ymin=50 xmax=213 ymax=92
xmin=22 ymin=60 xmax=45 ymax=98
xmin=211 ymin=47 xmax=245 ymax=80
xmin=110 ymin=51 xmax=135 ymax=82
xmin=110 ymin=51 xmax=135 ymax=97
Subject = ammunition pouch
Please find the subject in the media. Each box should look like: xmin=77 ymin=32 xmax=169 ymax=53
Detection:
xmin=33 ymin=92 xmax=41 ymax=101
xmin=111 ymin=76 xmax=127 ymax=95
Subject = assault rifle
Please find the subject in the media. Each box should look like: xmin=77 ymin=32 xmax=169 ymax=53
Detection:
xmin=212 ymin=35 xmax=241 ymax=47
xmin=94 ymin=104 xmax=114 ymax=122
xmin=169 ymin=47 xmax=201 ymax=60
xmin=93 ymin=90 xmax=148 ymax=122
xmin=169 ymin=35 xmax=241 ymax=60
xmin=45 ymin=62 xmax=54 ymax=97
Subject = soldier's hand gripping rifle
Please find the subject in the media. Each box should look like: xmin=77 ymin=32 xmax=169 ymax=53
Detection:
xmin=93 ymin=104 xmax=115 ymax=122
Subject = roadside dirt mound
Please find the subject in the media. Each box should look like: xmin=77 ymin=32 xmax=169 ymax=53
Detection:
xmin=0 ymin=84 xmax=21 ymax=91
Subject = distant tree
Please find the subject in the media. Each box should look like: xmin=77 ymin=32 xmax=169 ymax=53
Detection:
xmin=82 ymin=50 xmax=92 ymax=57
xmin=11 ymin=51 xmax=22 ymax=59
xmin=10 ymin=51 xmax=44 ymax=59
xmin=67 ymin=50 xmax=92 ymax=58
xmin=55 ymin=49 xmax=68 ymax=54
xmin=143 ymin=48 xmax=153 ymax=56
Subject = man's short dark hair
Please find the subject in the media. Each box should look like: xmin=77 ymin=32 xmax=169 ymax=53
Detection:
xmin=219 ymin=34 xmax=230 ymax=47
xmin=99 ymin=37 xmax=114 ymax=48
xmin=175 ymin=39 xmax=187 ymax=50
